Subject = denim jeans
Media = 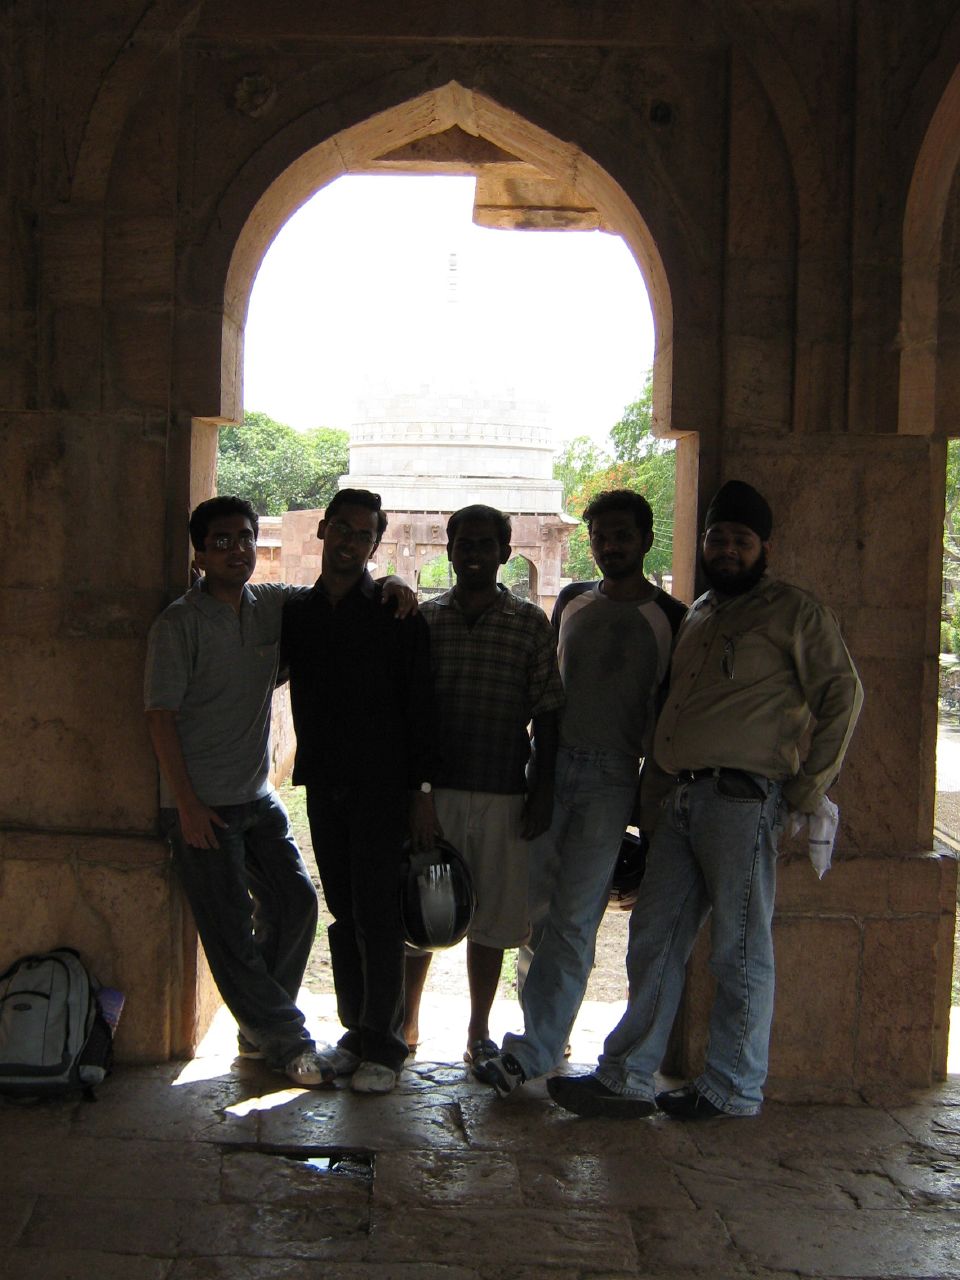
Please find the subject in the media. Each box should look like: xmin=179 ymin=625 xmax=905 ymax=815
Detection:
xmin=502 ymin=746 xmax=638 ymax=1079
xmin=596 ymin=773 xmax=782 ymax=1115
xmin=305 ymin=784 xmax=409 ymax=1072
xmin=163 ymin=790 xmax=318 ymax=1068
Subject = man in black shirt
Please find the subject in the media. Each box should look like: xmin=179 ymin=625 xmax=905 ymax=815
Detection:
xmin=282 ymin=489 xmax=436 ymax=1094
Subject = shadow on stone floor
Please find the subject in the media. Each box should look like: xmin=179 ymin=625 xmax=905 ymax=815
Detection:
xmin=2 ymin=991 xmax=959 ymax=1279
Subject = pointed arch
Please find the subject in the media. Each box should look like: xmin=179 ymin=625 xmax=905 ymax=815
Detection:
xmin=214 ymin=83 xmax=672 ymax=431
xmin=899 ymin=62 xmax=960 ymax=435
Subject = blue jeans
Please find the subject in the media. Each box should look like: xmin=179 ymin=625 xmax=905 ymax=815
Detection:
xmin=596 ymin=774 xmax=782 ymax=1115
xmin=502 ymin=746 xmax=638 ymax=1079
xmin=163 ymin=790 xmax=318 ymax=1068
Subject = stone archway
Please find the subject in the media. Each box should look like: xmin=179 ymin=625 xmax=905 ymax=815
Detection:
xmin=899 ymin=61 xmax=960 ymax=439
xmin=201 ymin=82 xmax=694 ymax=597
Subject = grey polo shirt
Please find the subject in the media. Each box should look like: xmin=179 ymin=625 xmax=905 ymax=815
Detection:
xmin=144 ymin=581 xmax=299 ymax=807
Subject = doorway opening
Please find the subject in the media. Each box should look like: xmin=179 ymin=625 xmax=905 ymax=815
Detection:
xmin=239 ymin=168 xmax=655 ymax=1064
xmin=935 ymin=439 xmax=960 ymax=1071
xmin=207 ymin=84 xmax=691 ymax=1068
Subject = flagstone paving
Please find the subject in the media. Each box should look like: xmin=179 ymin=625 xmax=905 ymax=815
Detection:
xmin=2 ymin=994 xmax=958 ymax=1279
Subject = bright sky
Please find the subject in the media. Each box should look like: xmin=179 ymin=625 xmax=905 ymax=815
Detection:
xmin=243 ymin=174 xmax=654 ymax=452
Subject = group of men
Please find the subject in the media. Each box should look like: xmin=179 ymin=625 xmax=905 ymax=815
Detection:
xmin=145 ymin=474 xmax=862 ymax=1117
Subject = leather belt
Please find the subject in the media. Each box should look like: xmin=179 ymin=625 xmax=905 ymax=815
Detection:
xmin=673 ymin=768 xmax=717 ymax=784
xmin=673 ymin=767 xmax=760 ymax=786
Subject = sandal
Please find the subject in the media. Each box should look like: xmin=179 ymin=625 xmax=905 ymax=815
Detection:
xmin=463 ymin=1038 xmax=499 ymax=1075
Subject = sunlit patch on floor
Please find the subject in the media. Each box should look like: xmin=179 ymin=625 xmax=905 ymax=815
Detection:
xmin=224 ymin=1087 xmax=311 ymax=1115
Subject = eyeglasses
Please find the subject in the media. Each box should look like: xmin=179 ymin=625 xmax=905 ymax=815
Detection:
xmin=208 ymin=531 xmax=256 ymax=551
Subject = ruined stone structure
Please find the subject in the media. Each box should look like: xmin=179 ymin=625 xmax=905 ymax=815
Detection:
xmin=344 ymin=386 xmax=573 ymax=606
xmin=2 ymin=3 xmax=959 ymax=1096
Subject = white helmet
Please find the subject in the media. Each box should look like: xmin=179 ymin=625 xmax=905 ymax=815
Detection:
xmin=400 ymin=838 xmax=476 ymax=950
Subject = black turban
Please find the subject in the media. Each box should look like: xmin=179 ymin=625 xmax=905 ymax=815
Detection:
xmin=703 ymin=480 xmax=773 ymax=541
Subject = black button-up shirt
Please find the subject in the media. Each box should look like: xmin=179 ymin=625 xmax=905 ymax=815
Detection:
xmin=281 ymin=572 xmax=435 ymax=791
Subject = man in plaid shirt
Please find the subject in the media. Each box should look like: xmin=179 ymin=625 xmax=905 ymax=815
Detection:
xmin=402 ymin=504 xmax=564 ymax=1073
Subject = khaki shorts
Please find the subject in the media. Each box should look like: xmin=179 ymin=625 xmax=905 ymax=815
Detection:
xmin=434 ymin=788 xmax=530 ymax=950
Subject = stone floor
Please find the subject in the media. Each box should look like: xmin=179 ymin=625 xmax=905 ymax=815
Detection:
xmin=3 ymin=993 xmax=959 ymax=1280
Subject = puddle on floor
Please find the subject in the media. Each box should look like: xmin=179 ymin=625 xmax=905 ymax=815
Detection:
xmin=225 ymin=1144 xmax=375 ymax=1182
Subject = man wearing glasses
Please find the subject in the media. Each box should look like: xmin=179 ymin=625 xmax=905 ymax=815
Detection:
xmin=145 ymin=495 xmax=329 ymax=1087
xmin=281 ymin=489 xmax=436 ymax=1095
xmin=548 ymin=480 xmax=863 ymax=1121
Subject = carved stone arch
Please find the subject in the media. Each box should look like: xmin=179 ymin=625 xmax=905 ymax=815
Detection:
xmin=899 ymin=61 xmax=960 ymax=437
xmin=714 ymin=15 xmax=840 ymax=435
xmin=70 ymin=1 xmax=205 ymax=205
xmin=505 ymin=551 xmax=539 ymax=602
xmin=208 ymin=84 xmax=671 ymax=420
xmin=179 ymin=83 xmax=695 ymax=591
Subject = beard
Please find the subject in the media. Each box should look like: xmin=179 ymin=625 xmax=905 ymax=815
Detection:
xmin=701 ymin=547 xmax=768 ymax=596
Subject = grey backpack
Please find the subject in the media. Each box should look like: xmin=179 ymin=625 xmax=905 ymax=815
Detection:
xmin=0 ymin=948 xmax=113 ymax=1098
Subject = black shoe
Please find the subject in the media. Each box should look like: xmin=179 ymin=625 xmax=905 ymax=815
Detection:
xmin=546 ymin=1073 xmax=657 ymax=1118
xmin=655 ymin=1084 xmax=729 ymax=1120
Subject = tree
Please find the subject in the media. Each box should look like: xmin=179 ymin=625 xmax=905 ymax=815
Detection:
xmin=943 ymin=439 xmax=960 ymax=651
xmin=217 ymin=411 xmax=349 ymax=515
xmin=553 ymin=436 xmax=612 ymax=580
xmin=605 ymin=376 xmax=676 ymax=583
xmin=553 ymin=435 xmax=609 ymax=508
xmin=554 ymin=375 xmax=677 ymax=585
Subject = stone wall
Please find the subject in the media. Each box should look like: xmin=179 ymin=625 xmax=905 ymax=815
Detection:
xmin=0 ymin=2 xmax=958 ymax=1083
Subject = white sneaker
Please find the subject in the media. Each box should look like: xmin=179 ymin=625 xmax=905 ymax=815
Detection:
xmin=315 ymin=1044 xmax=362 ymax=1077
xmin=284 ymin=1050 xmax=335 ymax=1088
xmin=350 ymin=1061 xmax=398 ymax=1094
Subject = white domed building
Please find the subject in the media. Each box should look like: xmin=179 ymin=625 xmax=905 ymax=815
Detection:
xmin=342 ymin=382 xmax=575 ymax=608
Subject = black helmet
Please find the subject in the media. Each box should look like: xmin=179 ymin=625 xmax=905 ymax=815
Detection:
xmin=400 ymin=838 xmax=476 ymax=950
xmin=608 ymin=830 xmax=648 ymax=906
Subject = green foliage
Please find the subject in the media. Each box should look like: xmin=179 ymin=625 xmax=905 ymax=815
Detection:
xmin=217 ymin=410 xmax=349 ymax=515
xmin=501 ymin=555 xmax=531 ymax=597
xmin=553 ymin=436 xmax=608 ymax=507
xmin=499 ymin=948 xmax=518 ymax=997
xmin=942 ymin=440 xmax=960 ymax=654
xmin=554 ymin=373 xmax=677 ymax=584
xmin=419 ymin=552 xmax=452 ymax=590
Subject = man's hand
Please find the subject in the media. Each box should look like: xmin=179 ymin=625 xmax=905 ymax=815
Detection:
xmin=177 ymin=796 xmax=228 ymax=849
xmin=521 ymin=781 xmax=553 ymax=841
xmin=409 ymin=791 xmax=442 ymax=852
xmin=381 ymin=576 xmax=418 ymax=618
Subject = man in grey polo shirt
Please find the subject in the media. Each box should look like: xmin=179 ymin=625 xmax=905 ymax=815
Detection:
xmin=144 ymin=495 xmax=328 ymax=1086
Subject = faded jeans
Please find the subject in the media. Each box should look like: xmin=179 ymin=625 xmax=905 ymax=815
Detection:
xmin=164 ymin=789 xmax=318 ymax=1068
xmin=596 ymin=773 xmax=782 ymax=1115
xmin=502 ymin=746 xmax=638 ymax=1079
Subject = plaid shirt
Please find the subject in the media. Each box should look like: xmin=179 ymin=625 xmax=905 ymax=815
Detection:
xmin=421 ymin=586 xmax=564 ymax=794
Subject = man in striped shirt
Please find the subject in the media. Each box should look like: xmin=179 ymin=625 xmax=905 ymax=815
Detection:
xmin=401 ymin=504 xmax=564 ymax=1073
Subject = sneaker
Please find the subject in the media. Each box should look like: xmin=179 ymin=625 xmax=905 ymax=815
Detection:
xmin=546 ymin=1073 xmax=656 ymax=1118
xmin=284 ymin=1049 xmax=335 ymax=1088
xmin=316 ymin=1044 xmax=362 ymax=1078
xmin=236 ymin=1034 xmax=264 ymax=1060
xmin=350 ymin=1061 xmax=398 ymax=1094
xmin=655 ymin=1083 xmax=730 ymax=1120
xmin=479 ymin=1052 xmax=526 ymax=1097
